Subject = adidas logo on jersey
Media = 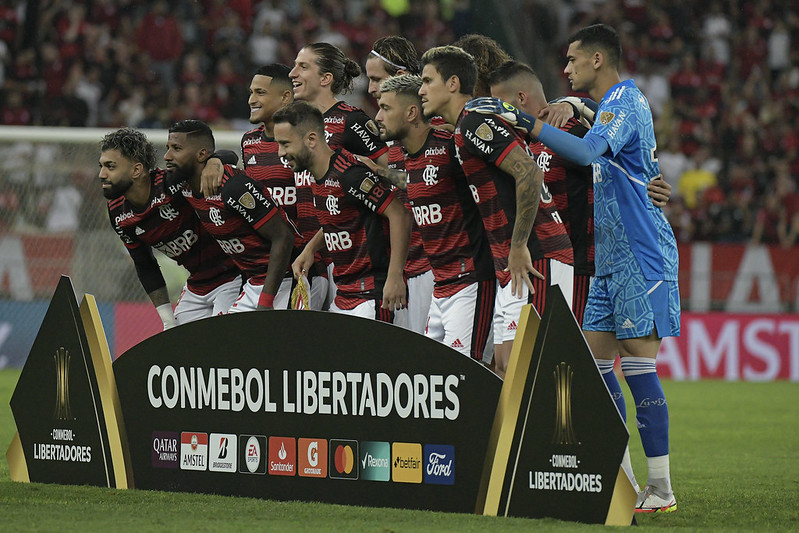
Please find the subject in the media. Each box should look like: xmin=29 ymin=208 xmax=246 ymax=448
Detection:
xmin=621 ymin=318 xmax=635 ymax=329
xmin=450 ymin=339 xmax=464 ymax=348
xmin=507 ymin=321 xmax=518 ymax=331
xmin=135 ymin=226 xmax=145 ymax=235
xmin=247 ymin=156 xmax=256 ymax=166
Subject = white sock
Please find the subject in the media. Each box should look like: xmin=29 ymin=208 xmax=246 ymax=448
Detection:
xmin=647 ymin=454 xmax=672 ymax=494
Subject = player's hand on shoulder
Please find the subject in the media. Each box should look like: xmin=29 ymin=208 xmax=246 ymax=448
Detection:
xmin=201 ymin=158 xmax=225 ymax=197
xmin=539 ymin=102 xmax=574 ymax=129
xmin=465 ymin=97 xmax=533 ymax=135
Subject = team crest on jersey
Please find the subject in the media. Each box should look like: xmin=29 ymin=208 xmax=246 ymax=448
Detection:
xmin=159 ymin=205 xmax=179 ymax=221
xmin=365 ymin=119 xmax=379 ymax=136
xmin=475 ymin=122 xmax=494 ymax=142
xmin=359 ymin=177 xmax=375 ymax=193
xmin=238 ymin=192 xmax=256 ymax=209
xmin=599 ymin=111 xmax=615 ymax=125
xmin=326 ymin=195 xmax=340 ymax=216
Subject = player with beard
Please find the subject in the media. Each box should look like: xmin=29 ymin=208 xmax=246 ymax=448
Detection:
xmin=274 ymin=101 xmax=411 ymax=322
xmin=361 ymin=36 xmax=433 ymax=335
xmin=364 ymin=74 xmax=495 ymax=359
xmin=164 ymin=120 xmax=296 ymax=312
xmin=100 ymin=128 xmax=242 ymax=329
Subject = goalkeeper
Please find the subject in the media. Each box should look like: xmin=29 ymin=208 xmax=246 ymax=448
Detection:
xmin=467 ymin=24 xmax=680 ymax=514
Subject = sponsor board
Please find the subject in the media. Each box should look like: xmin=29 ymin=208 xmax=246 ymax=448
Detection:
xmin=359 ymin=441 xmax=390 ymax=482
xmin=329 ymin=439 xmax=358 ymax=480
xmin=152 ymin=431 xmax=179 ymax=469
xmin=180 ymin=432 xmax=208 ymax=471
xmin=268 ymin=436 xmax=296 ymax=476
xmin=423 ymin=444 xmax=455 ymax=485
xmin=209 ymin=433 xmax=237 ymax=473
xmin=298 ymin=438 xmax=327 ymax=478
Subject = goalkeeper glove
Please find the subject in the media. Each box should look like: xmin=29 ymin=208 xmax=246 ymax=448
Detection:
xmin=464 ymin=97 xmax=536 ymax=135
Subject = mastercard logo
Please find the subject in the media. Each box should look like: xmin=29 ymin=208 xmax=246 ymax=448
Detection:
xmin=329 ymin=439 xmax=358 ymax=479
xmin=333 ymin=445 xmax=354 ymax=474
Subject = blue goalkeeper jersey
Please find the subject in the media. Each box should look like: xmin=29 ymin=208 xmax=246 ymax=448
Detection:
xmin=587 ymin=79 xmax=678 ymax=281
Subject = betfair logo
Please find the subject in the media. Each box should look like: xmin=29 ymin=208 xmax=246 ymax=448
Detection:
xmin=391 ymin=442 xmax=422 ymax=483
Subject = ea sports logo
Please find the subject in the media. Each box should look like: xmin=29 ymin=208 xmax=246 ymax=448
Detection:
xmin=245 ymin=436 xmax=260 ymax=473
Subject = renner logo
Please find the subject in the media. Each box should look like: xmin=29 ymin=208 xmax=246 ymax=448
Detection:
xmin=298 ymin=438 xmax=328 ymax=478
xmin=239 ymin=435 xmax=267 ymax=474
xmin=423 ymin=444 xmax=455 ymax=485
xmin=180 ymin=432 xmax=208 ymax=471
xmin=268 ymin=436 xmax=296 ymax=476
xmin=391 ymin=442 xmax=422 ymax=483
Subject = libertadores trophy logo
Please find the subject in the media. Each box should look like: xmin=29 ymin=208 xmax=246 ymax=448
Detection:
xmin=552 ymin=362 xmax=576 ymax=446
xmin=53 ymin=347 xmax=73 ymax=421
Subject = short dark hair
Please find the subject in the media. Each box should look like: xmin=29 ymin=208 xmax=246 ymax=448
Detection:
xmin=100 ymin=128 xmax=156 ymax=171
xmin=273 ymin=101 xmax=325 ymax=137
xmin=453 ymin=34 xmax=512 ymax=97
xmin=305 ymin=42 xmax=361 ymax=95
xmin=488 ymin=60 xmax=539 ymax=88
xmin=254 ymin=63 xmax=292 ymax=89
xmin=569 ymin=24 xmax=621 ymax=69
xmin=168 ymin=120 xmax=215 ymax=151
xmin=371 ymin=36 xmax=420 ymax=75
xmin=420 ymin=45 xmax=477 ymax=96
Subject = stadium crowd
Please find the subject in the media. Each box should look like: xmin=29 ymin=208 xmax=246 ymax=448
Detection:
xmin=0 ymin=0 xmax=797 ymax=244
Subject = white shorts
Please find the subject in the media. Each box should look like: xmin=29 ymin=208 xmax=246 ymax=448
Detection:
xmin=307 ymin=275 xmax=328 ymax=311
xmin=405 ymin=270 xmax=434 ymax=335
xmin=323 ymin=262 xmax=337 ymax=311
xmin=425 ymin=280 xmax=494 ymax=360
xmin=228 ymin=277 xmax=293 ymax=313
xmin=174 ymin=277 xmax=242 ymax=325
xmin=330 ymin=298 xmax=408 ymax=325
xmin=493 ymin=259 xmax=574 ymax=344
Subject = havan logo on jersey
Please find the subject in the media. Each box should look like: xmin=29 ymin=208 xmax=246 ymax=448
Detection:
xmin=239 ymin=434 xmax=267 ymax=474
xmin=423 ymin=444 xmax=455 ymax=485
xmin=180 ymin=431 xmax=208 ymax=471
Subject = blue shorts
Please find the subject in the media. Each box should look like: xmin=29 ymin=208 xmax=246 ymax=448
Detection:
xmin=582 ymin=261 xmax=680 ymax=340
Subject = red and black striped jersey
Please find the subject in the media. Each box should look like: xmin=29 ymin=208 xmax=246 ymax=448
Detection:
xmin=178 ymin=165 xmax=292 ymax=284
xmin=402 ymin=128 xmax=495 ymax=298
xmin=324 ymin=101 xmax=388 ymax=160
xmin=241 ymin=124 xmax=319 ymax=249
xmin=387 ymin=144 xmax=429 ymax=278
xmin=108 ymin=168 xmax=240 ymax=295
xmin=312 ymin=149 xmax=397 ymax=305
xmin=454 ymin=110 xmax=573 ymax=286
xmin=528 ymin=118 xmax=595 ymax=275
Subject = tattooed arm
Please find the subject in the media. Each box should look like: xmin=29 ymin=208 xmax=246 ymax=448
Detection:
xmin=497 ymin=145 xmax=545 ymax=298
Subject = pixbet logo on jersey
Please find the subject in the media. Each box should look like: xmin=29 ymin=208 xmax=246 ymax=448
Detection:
xmin=423 ymin=444 xmax=455 ymax=485
xmin=298 ymin=438 xmax=328 ymax=478
xmin=329 ymin=439 xmax=358 ymax=480
xmin=238 ymin=435 xmax=267 ymax=474
xmin=268 ymin=436 xmax=296 ymax=476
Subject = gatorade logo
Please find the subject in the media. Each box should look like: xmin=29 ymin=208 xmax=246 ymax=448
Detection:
xmin=329 ymin=439 xmax=358 ymax=480
xmin=298 ymin=438 xmax=327 ymax=478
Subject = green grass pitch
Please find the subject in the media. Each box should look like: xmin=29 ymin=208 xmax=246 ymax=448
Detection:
xmin=1 ymin=369 xmax=797 ymax=531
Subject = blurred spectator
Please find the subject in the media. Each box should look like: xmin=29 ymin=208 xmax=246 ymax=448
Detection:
xmin=135 ymin=0 xmax=184 ymax=91
xmin=679 ymin=147 xmax=719 ymax=210
xmin=750 ymin=190 xmax=787 ymax=245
